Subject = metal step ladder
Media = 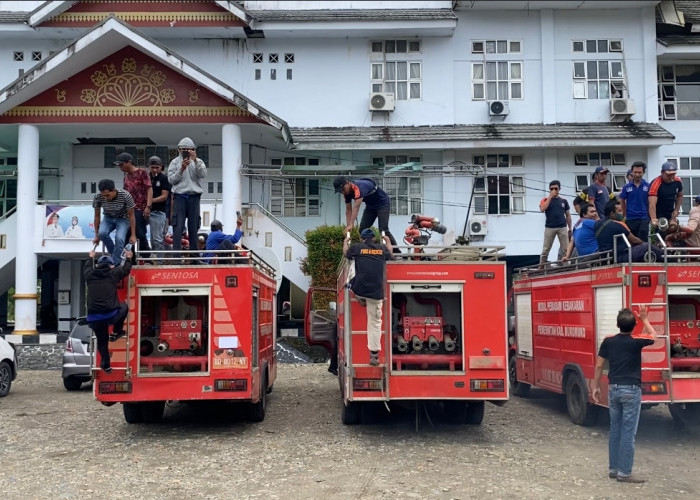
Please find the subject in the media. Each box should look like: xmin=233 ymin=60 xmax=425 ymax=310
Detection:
xmin=627 ymin=264 xmax=673 ymax=398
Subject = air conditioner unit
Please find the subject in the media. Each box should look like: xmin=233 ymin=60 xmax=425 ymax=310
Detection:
xmin=369 ymin=92 xmax=395 ymax=112
xmin=489 ymin=100 xmax=510 ymax=116
xmin=610 ymin=98 xmax=636 ymax=116
xmin=469 ymin=218 xmax=488 ymax=236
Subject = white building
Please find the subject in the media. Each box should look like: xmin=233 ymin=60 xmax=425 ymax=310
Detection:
xmin=0 ymin=0 xmax=694 ymax=340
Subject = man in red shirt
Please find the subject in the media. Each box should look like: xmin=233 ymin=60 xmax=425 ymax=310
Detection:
xmin=115 ymin=152 xmax=153 ymax=255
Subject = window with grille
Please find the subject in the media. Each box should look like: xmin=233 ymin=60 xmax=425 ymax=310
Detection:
xmin=574 ymin=151 xmax=627 ymax=192
xmin=473 ymin=175 xmax=525 ymax=215
xmin=665 ymin=157 xmax=699 ymax=213
xmin=472 ymin=62 xmax=522 ymax=100
xmin=269 ymin=178 xmax=320 ymax=217
xmin=573 ymin=60 xmax=625 ymax=99
xmin=473 ymin=154 xmax=523 ymax=169
xmin=572 ymin=39 xmax=623 ymax=53
xmin=370 ymin=40 xmax=422 ymax=100
xmin=657 ymin=65 xmax=700 ymax=120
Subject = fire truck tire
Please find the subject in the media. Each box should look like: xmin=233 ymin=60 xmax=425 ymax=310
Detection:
xmin=509 ymin=356 xmax=530 ymax=397
xmin=443 ymin=401 xmax=468 ymax=423
xmin=123 ymin=403 xmax=144 ymax=424
xmin=668 ymin=402 xmax=700 ymax=429
xmin=565 ymin=375 xmax=598 ymax=426
xmin=248 ymin=374 xmax=267 ymax=422
xmin=341 ymin=401 xmax=360 ymax=425
xmin=464 ymin=401 xmax=485 ymax=425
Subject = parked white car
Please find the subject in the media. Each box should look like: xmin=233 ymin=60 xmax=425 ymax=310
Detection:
xmin=0 ymin=336 xmax=18 ymax=396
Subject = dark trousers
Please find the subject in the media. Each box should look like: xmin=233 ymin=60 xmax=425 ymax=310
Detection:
xmin=127 ymin=209 xmax=151 ymax=255
xmin=88 ymin=303 xmax=128 ymax=368
xmin=172 ymin=194 xmax=201 ymax=254
xmin=618 ymin=243 xmax=664 ymax=263
xmin=625 ymin=219 xmax=650 ymax=242
xmin=359 ymin=204 xmax=399 ymax=248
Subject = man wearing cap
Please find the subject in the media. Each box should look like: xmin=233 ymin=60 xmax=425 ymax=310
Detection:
xmin=619 ymin=161 xmax=651 ymax=241
xmin=333 ymin=176 xmax=399 ymax=250
xmin=649 ymin=161 xmax=683 ymax=229
xmin=147 ymin=156 xmax=171 ymax=260
xmin=84 ymin=247 xmax=133 ymax=373
xmin=343 ymin=228 xmax=393 ymax=366
xmin=587 ymin=166 xmax=613 ymax=216
xmin=168 ymin=137 xmax=207 ymax=256
xmin=666 ymin=194 xmax=700 ymax=249
xmin=204 ymin=216 xmax=244 ymax=263
xmin=92 ymin=179 xmax=136 ymax=266
xmin=115 ymin=152 xmax=152 ymax=255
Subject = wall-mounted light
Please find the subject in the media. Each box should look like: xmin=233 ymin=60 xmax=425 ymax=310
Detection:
xmin=265 ymin=232 xmax=273 ymax=247
xmin=246 ymin=215 xmax=254 ymax=230
xmin=202 ymin=211 xmax=210 ymax=227
xmin=284 ymin=246 xmax=292 ymax=261
xmin=0 ymin=234 xmax=6 ymax=249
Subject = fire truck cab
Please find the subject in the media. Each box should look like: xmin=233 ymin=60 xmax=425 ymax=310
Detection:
xmin=511 ymin=249 xmax=700 ymax=427
xmin=93 ymin=249 xmax=277 ymax=424
xmin=305 ymin=245 xmax=509 ymax=425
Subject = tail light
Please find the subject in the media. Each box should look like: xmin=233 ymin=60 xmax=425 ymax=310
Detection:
xmin=470 ymin=379 xmax=505 ymax=392
xmin=215 ymin=379 xmax=247 ymax=391
xmin=641 ymin=382 xmax=667 ymax=395
xmin=99 ymin=381 xmax=132 ymax=394
xmin=353 ymin=378 xmax=383 ymax=391
xmin=65 ymin=339 xmax=73 ymax=353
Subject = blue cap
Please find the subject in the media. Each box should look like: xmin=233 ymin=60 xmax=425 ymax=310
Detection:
xmin=360 ymin=228 xmax=375 ymax=240
xmin=695 ymin=194 xmax=700 ymax=204
xmin=97 ymin=255 xmax=114 ymax=266
xmin=594 ymin=166 xmax=609 ymax=175
xmin=661 ymin=161 xmax=677 ymax=172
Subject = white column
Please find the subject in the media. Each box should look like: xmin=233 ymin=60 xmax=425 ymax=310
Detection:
xmin=221 ymin=124 xmax=242 ymax=229
xmin=14 ymin=124 xmax=39 ymax=335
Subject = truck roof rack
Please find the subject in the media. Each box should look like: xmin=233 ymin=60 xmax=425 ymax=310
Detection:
xmin=394 ymin=244 xmax=506 ymax=262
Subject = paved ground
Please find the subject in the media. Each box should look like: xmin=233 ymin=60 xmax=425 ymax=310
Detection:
xmin=1 ymin=365 xmax=698 ymax=499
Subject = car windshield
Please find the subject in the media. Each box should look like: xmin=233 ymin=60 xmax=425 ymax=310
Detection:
xmin=70 ymin=321 xmax=93 ymax=343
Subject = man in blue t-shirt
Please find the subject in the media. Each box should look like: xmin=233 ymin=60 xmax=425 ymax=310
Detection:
xmin=204 ymin=217 xmax=243 ymax=262
xmin=595 ymin=200 xmax=662 ymax=263
xmin=538 ymin=180 xmax=572 ymax=266
xmin=619 ymin=161 xmax=650 ymax=241
xmin=587 ymin=166 xmax=612 ymax=216
xmin=562 ymin=202 xmax=599 ymax=262
xmin=334 ymin=176 xmax=399 ymax=249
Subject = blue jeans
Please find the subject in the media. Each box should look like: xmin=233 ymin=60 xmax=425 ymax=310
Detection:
xmin=98 ymin=215 xmax=130 ymax=265
xmin=149 ymin=210 xmax=166 ymax=253
xmin=608 ymin=384 xmax=642 ymax=477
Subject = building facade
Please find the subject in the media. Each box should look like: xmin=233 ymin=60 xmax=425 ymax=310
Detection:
xmin=0 ymin=0 xmax=694 ymax=338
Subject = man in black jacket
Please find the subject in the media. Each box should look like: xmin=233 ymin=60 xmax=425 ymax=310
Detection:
xmin=84 ymin=249 xmax=133 ymax=373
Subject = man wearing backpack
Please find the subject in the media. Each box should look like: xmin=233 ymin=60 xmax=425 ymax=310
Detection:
xmin=333 ymin=176 xmax=399 ymax=249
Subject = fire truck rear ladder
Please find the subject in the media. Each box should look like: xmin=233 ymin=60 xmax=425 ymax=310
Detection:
xmin=625 ymin=259 xmax=673 ymax=398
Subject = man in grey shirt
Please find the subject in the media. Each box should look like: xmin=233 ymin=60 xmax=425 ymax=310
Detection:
xmin=167 ymin=137 xmax=207 ymax=255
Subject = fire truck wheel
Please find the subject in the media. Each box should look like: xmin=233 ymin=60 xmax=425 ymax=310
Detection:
xmin=565 ymin=374 xmax=598 ymax=427
xmin=341 ymin=401 xmax=360 ymax=425
xmin=123 ymin=403 xmax=144 ymax=424
xmin=464 ymin=401 xmax=485 ymax=425
xmin=443 ymin=400 xmax=468 ymax=424
xmin=668 ymin=402 xmax=700 ymax=429
xmin=509 ymin=356 xmax=530 ymax=397
xmin=248 ymin=373 xmax=267 ymax=422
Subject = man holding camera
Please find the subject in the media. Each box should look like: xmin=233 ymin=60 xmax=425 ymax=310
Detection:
xmin=167 ymin=137 xmax=207 ymax=255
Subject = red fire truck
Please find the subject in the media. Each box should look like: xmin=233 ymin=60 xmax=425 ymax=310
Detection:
xmin=511 ymin=250 xmax=700 ymax=427
xmin=93 ymin=249 xmax=277 ymax=424
xmin=305 ymin=243 xmax=509 ymax=425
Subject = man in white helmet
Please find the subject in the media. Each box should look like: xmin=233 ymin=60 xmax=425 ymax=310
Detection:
xmin=167 ymin=137 xmax=207 ymax=257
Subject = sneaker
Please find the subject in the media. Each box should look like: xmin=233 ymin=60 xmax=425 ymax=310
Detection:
xmin=609 ymin=471 xmax=618 ymax=479
xmin=616 ymin=475 xmax=646 ymax=483
xmin=328 ymin=366 xmax=338 ymax=376
xmin=369 ymin=351 xmax=379 ymax=366
xmin=109 ymin=330 xmax=126 ymax=342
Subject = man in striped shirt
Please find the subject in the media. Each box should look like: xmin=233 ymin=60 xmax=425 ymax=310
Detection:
xmin=92 ymin=179 xmax=136 ymax=266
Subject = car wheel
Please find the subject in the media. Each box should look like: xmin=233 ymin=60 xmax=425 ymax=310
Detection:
xmin=123 ymin=403 xmax=144 ymax=424
xmin=63 ymin=376 xmax=83 ymax=391
xmin=0 ymin=360 xmax=11 ymax=397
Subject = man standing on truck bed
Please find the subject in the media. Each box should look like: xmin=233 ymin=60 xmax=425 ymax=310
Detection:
xmin=334 ymin=176 xmax=399 ymax=251
xmin=592 ymin=305 xmax=656 ymax=483
xmin=343 ymin=228 xmax=393 ymax=366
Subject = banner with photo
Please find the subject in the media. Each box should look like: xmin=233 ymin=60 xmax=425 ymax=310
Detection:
xmin=44 ymin=205 xmax=96 ymax=240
